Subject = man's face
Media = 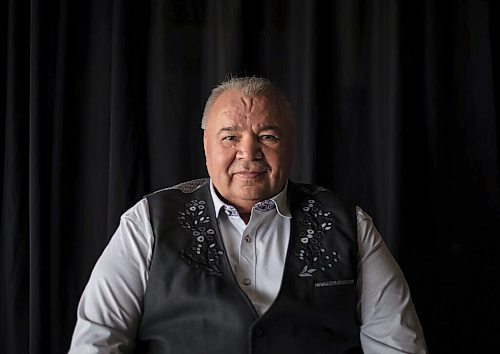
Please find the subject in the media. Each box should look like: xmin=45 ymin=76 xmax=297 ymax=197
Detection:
xmin=203 ymin=89 xmax=294 ymax=212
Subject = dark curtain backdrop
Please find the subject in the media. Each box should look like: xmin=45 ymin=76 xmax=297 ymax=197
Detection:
xmin=1 ymin=0 xmax=499 ymax=353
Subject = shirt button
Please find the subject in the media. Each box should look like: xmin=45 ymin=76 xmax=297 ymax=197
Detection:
xmin=243 ymin=278 xmax=251 ymax=286
xmin=244 ymin=235 xmax=252 ymax=243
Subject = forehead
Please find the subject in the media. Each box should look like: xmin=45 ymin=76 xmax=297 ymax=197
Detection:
xmin=208 ymin=89 xmax=286 ymax=127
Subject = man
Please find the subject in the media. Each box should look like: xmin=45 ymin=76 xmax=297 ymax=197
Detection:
xmin=69 ymin=76 xmax=428 ymax=353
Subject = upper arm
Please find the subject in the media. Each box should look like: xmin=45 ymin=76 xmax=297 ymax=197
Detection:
xmin=68 ymin=199 xmax=154 ymax=354
xmin=356 ymin=207 xmax=428 ymax=354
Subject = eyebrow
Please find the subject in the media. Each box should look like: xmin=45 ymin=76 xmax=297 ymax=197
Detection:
xmin=216 ymin=125 xmax=281 ymax=136
xmin=217 ymin=126 xmax=239 ymax=136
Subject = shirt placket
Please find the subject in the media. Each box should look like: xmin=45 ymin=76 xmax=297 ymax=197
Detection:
xmin=238 ymin=218 xmax=258 ymax=296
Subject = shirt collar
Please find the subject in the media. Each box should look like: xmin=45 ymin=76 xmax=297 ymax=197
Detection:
xmin=209 ymin=179 xmax=291 ymax=219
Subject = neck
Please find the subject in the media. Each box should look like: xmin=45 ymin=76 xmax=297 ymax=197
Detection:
xmin=239 ymin=212 xmax=251 ymax=224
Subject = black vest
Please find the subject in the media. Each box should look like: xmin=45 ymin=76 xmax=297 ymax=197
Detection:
xmin=136 ymin=179 xmax=362 ymax=354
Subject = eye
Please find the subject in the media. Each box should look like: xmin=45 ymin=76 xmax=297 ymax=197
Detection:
xmin=221 ymin=135 xmax=238 ymax=142
xmin=259 ymin=134 xmax=279 ymax=142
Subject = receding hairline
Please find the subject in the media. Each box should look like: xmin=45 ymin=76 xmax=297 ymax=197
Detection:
xmin=201 ymin=76 xmax=295 ymax=130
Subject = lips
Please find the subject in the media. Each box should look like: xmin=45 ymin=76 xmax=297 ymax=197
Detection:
xmin=233 ymin=171 xmax=266 ymax=178
xmin=231 ymin=161 xmax=269 ymax=178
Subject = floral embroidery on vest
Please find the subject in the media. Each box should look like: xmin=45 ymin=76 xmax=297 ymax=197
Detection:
xmin=296 ymin=199 xmax=339 ymax=277
xmin=178 ymin=199 xmax=224 ymax=276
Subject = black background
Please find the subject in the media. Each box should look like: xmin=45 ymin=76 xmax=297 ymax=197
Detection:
xmin=1 ymin=1 xmax=499 ymax=353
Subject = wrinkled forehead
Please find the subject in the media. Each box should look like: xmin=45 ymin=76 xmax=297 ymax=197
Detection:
xmin=208 ymin=89 xmax=290 ymax=127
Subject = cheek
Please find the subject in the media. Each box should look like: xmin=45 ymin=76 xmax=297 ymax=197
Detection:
xmin=209 ymin=145 xmax=235 ymax=173
xmin=266 ymin=148 xmax=289 ymax=170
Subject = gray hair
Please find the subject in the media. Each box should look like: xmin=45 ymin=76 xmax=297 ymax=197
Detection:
xmin=201 ymin=76 xmax=294 ymax=129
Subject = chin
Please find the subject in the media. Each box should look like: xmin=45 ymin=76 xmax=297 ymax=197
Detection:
xmin=238 ymin=187 xmax=272 ymax=201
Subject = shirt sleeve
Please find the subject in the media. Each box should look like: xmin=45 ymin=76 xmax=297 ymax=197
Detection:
xmin=68 ymin=198 xmax=154 ymax=354
xmin=356 ymin=207 xmax=428 ymax=354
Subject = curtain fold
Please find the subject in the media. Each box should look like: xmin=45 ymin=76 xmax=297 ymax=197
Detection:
xmin=1 ymin=1 xmax=498 ymax=353
xmin=1 ymin=0 xmax=30 ymax=352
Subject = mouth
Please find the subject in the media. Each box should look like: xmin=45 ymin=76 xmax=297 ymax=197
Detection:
xmin=233 ymin=171 xmax=267 ymax=179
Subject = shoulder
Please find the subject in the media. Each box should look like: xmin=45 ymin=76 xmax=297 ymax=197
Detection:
xmin=355 ymin=206 xmax=373 ymax=221
xmin=146 ymin=178 xmax=210 ymax=198
xmin=289 ymin=181 xmax=332 ymax=195
xmin=144 ymin=178 xmax=212 ymax=218
xmin=288 ymin=181 xmax=358 ymax=225
xmin=288 ymin=181 xmax=355 ymax=207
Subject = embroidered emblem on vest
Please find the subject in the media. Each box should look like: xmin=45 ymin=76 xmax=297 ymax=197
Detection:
xmin=178 ymin=199 xmax=224 ymax=276
xmin=296 ymin=199 xmax=339 ymax=277
xmin=314 ymin=279 xmax=354 ymax=287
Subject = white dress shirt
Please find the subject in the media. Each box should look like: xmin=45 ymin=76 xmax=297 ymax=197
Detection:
xmin=68 ymin=181 xmax=428 ymax=353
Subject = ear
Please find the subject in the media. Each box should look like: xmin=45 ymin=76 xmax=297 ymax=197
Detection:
xmin=203 ymin=131 xmax=209 ymax=163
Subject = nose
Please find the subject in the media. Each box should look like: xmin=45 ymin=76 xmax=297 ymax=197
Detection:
xmin=236 ymin=135 xmax=263 ymax=161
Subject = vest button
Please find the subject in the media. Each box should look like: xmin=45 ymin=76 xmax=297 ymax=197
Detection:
xmin=254 ymin=327 xmax=264 ymax=337
xmin=244 ymin=235 xmax=251 ymax=243
xmin=243 ymin=278 xmax=251 ymax=286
